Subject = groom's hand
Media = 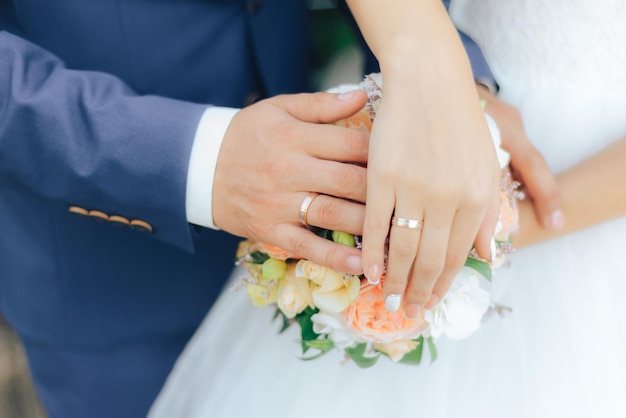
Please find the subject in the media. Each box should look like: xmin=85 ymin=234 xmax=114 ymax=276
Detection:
xmin=213 ymin=91 xmax=369 ymax=275
xmin=476 ymin=84 xmax=564 ymax=231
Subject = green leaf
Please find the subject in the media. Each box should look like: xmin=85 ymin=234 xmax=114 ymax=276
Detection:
xmin=465 ymin=257 xmax=492 ymax=281
xmin=331 ymin=231 xmax=356 ymax=247
xmin=300 ymin=350 xmax=332 ymax=361
xmin=299 ymin=339 xmax=335 ymax=361
xmin=345 ymin=343 xmax=380 ymax=368
xmin=295 ymin=307 xmax=320 ymax=353
xmin=317 ymin=228 xmax=333 ymax=241
xmin=246 ymin=251 xmax=270 ymax=265
xmin=303 ymin=338 xmax=335 ymax=352
xmin=272 ymin=308 xmax=292 ymax=334
xmin=426 ymin=337 xmax=438 ymax=363
xmin=399 ymin=336 xmax=424 ymax=365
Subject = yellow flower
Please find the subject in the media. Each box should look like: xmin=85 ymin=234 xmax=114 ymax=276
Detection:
xmin=245 ymin=281 xmax=278 ymax=308
xmin=295 ymin=260 xmax=360 ymax=313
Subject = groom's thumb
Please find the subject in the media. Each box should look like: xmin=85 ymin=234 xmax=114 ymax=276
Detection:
xmin=271 ymin=90 xmax=368 ymax=124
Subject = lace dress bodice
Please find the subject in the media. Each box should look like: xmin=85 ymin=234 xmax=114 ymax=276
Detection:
xmin=450 ymin=0 xmax=626 ymax=172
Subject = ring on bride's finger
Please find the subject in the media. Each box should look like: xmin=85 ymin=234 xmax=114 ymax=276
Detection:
xmin=391 ymin=216 xmax=424 ymax=229
xmin=299 ymin=193 xmax=320 ymax=227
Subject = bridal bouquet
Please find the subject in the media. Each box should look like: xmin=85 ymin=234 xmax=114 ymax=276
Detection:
xmin=235 ymin=73 xmax=521 ymax=367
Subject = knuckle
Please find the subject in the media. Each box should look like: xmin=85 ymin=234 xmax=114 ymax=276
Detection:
xmin=405 ymin=287 xmax=432 ymax=304
xmin=383 ymin=275 xmax=407 ymax=293
xmin=364 ymin=216 xmax=390 ymax=236
xmin=416 ymin=258 xmax=444 ymax=280
xmin=333 ymin=165 xmax=362 ymax=195
xmin=316 ymin=200 xmax=341 ymax=228
xmin=343 ymin=129 xmax=368 ymax=154
xmin=391 ymin=240 xmax=418 ymax=259
xmin=444 ymin=252 xmax=467 ymax=271
xmin=287 ymin=235 xmax=311 ymax=260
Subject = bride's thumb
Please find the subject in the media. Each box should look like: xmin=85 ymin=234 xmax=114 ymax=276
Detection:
xmin=474 ymin=191 xmax=501 ymax=263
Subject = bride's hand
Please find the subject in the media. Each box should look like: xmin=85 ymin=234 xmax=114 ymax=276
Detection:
xmin=362 ymin=70 xmax=501 ymax=315
xmin=212 ymin=91 xmax=369 ymax=275
xmin=476 ymin=84 xmax=564 ymax=230
xmin=347 ymin=0 xmax=501 ymax=315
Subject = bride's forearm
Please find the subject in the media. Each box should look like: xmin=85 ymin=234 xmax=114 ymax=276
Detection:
xmin=512 ymin=135 xmax=626 ymax=248
xmin=345 ymin=0 xmax=475 ymax=87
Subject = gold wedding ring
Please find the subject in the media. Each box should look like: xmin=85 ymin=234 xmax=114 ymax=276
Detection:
xmin=391 ymin=216 xmax=423 ymax=229
xmin=299 ymin=193 xmax=320 ymax=227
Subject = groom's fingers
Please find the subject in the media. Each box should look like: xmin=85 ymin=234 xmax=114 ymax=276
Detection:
xmin=272 ymin=224 xmax=363 ymax=275
xmin=300 ymin=193 xmax=365 ymax=235
xmin=302 ymin=123 xmax=369 ymax=165
xmin=212 ymin=92 xmax=369 ymax=275
xmin=271 ymin=90 xmax=368 ymax=125
xmin=509 ymin=145 xmax=563 ymax=230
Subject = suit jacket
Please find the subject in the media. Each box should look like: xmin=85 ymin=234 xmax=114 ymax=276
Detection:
xmin=0 ymin=0 xmax=312 ymax=416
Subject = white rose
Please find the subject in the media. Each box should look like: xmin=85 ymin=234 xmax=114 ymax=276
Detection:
xmin=484 ymin=113 xmax=511 ymax=168
xmin=425 ymin=267 xmax=491 ymax=340
xmin=311 ymin=312 xmax=360 ymax=349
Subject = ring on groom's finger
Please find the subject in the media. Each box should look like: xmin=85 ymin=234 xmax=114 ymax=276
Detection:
xmin=299 ymin=193 xmax=320 ymax=227
xmin=391 ymin=216 xmax=424 ymax=229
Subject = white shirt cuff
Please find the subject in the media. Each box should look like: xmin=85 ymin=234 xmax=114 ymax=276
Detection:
xmin=186 ymin=106 xmax=239 ymax=230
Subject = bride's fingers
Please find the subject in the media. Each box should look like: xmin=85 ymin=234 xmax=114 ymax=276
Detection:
xmin=426 ymin=207 xmax=485 ymax=309
xmin=473 ymin=190 xmax=501 ymax=261
xmin=270 ymin=224 xmax=363 ymax=275
xmin=404 ymin=211 xmax=452 ymax=309
xmin=360 ymin=181 xmax=395 ymax=285
xmin=384 ymin=212 xmax=423 ymax=311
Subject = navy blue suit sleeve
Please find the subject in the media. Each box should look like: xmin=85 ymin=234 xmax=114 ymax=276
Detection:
xmin=442 ymin=0 xmax=496 ymax=86
xmin=0 ymin=31 xmax=206 ymax=253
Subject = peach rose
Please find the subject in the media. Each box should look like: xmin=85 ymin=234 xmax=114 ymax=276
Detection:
xmin=333 ymin=109 xmax=372 ymax=131
xmin=373 ymin=339 xmax=419 ymax=362
xmin=345 ymin=279 xmax=428 ymax=343
xmin=277 ymin=264 xmax=314 ymax=319
xmin=257 ymin=243 xmax=302 ymax=261
xmin=295 ymin=260 xmax=360 ymax=313
xmin=496 ymin=188 xmax=519 ymax=241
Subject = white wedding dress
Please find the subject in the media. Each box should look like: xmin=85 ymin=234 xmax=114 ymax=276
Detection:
xmin=150 ymin=1 xmax=626 ymax=417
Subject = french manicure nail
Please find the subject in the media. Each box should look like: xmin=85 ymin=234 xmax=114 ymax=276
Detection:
xmin=545 ymin=210 xmax=564 ymax=230
xmin=337 ymin=90 xmax=358 ymax=101
xmin=346 ymin=255 xmax=362 ymax=274
xmin=403 ymin=303 xmax=422 ymax=320
xmin=385 ymin=294 xmax=402 ymax=312
xmin=366 ymin=264 xmax=381 ymax=285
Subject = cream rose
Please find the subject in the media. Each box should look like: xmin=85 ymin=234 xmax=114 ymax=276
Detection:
xmin=295 ymin=260 xmax=360 ymax=313
xmin=277 ymin=264 xmax=314 ymax=319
